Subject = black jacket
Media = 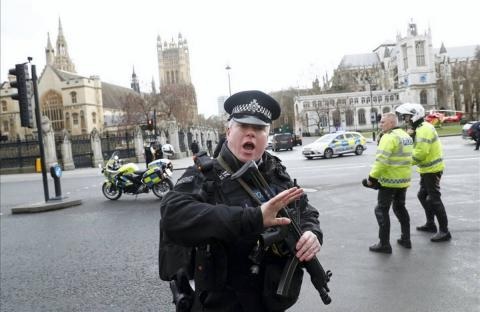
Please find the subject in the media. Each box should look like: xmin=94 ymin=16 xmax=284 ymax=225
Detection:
xmin=160 ymin=145 xmax=322 ymax=311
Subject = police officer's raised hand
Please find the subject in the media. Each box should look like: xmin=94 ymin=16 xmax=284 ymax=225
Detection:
xmin=260 ymin=187 xmax=303 ymax=227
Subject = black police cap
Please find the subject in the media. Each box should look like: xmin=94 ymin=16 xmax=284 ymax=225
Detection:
xmin=224 ymin=90 xmax=281 ymax=126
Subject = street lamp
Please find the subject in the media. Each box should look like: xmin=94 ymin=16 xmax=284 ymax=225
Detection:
xmin=225 ymin=65 xmax=231 ymax=96
xmin=366 ymin=77 xmax=376 ymax=142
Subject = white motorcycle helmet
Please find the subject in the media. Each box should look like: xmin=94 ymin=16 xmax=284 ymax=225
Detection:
xmin=161 ymin=144 xmax=175 ymax=157
xmin=395 ymin=103 xmax=425 ymax=123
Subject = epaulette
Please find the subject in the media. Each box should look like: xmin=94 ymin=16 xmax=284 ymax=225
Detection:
xmin=193 ymin=151 xmax=214 ymax=173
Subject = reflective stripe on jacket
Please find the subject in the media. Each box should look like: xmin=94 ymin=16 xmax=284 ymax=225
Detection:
xmin=413 ymin=122 xmax=445 ymax=173
xmin=370 ymin=128 xmax=413 ymax=188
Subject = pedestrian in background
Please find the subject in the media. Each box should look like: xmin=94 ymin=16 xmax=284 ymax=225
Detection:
xmin=144 ymin=142 xmax=154 ymax=167
xmin=213 ymin=134 xmax=226 ymax=158
xmin=396 ymin=103 xmax=451 ymax=242
xmin=190 ymin=140 xmax=199 ymax=155
xmin=364 ymin=112 xmax=413 ymax=253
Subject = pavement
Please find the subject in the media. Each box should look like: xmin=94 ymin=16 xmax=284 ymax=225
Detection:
xmin=4 ymin=156 xmax=196 ymax=214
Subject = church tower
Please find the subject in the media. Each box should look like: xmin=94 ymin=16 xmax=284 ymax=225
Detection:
xmin=54 ymin=18 xmax=76 ymax=73
xmin=396 ymin=22 xmax=436 ymax=108
xmin=45 ymin=32 xmax=55 ymax=66
xmin=131 ymin=67 xmax=140 ymax=93
xmin=157 ymin=33 xmax=198 ymax=125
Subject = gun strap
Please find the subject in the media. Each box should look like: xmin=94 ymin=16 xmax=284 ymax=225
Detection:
xmin=217 ymin=155 xmax=263 ymax=206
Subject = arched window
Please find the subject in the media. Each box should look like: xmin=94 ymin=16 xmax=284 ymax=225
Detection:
xmin=420 ymin=90 xmax=427 ymax=105
xmin=1 ymin=100 xmax=7 ymax=112
xmin=382 ymin=106 xmax=391 ymax=114
xmin=332 ymin=109 xmax=341 ymax=127
xmin=70 ymin=91 xmax=77 ymax=104
xmin=41 ymin=90 xmax=64 ymax=131
xmin=358 ymin=109 xmax=366 ymax=125
xmin=92 ymin=112 xmax=97 ymax=124
xmin=346 ymin=109 xmax=354 ymax=126
xmin=72 ymin=113 xmax=79 ymax=125
xmin=320 ymin=115 xmax=328 ymax=127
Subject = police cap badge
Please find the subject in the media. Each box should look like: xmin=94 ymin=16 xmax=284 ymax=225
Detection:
xmin=224 ymin=90 xmax=281 ymax=126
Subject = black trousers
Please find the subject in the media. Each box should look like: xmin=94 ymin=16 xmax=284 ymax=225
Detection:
xmin=375 ymin=187 xmax=410 ymax=245
xmin=417 ymin=171 xmax=449 ymax=232
xmin=475 ymin=133 xmax=480 ymax=150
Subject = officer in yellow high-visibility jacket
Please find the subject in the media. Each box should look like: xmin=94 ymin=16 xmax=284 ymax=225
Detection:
xmin=396 ymin=103 xmax=451 ymax=242
xmin=364 ymin=112 xmax=413 ymax=254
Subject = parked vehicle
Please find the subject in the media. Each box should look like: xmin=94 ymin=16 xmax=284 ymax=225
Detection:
xmin=302 ymin=131 xmax=367 ymax=159
xmin=293 ymin=134 xmax=303 ymax=146
xmin=101 ymin=151 xmax=174 ymax=200
xmin=462 ymin=121 xmax=480 ymax=141
xmin=272 ymin=133 xmax=294 ymax=151
xmin=266 ymin=135 xmax=274 ymax=150
xmin=425 ymin=110 xmax=463 ymax=126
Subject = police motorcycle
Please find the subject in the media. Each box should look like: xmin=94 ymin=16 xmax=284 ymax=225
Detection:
xmin=101 ymin=151 xmax=174 ymax=200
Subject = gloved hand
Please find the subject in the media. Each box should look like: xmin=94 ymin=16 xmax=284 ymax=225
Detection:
xmin=362 ymin=177 xmax=379 ymax=190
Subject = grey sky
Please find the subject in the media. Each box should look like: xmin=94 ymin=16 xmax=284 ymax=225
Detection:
xmin=1 ymin=0 xmax=479 ymax=117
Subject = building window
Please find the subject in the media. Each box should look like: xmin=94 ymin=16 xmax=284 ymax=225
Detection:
xmin=72 ymin=113 xmax=79 ymax=125
xmin=361 ymin=97 xmax=365 ymax=104
xmin=354 ymin=98 xmax=359 ymax=104
xmin=41 ymin=90 xmax=64 ymax=131
xmin=92 ymin=112 xmax=97 ymax=124
xmin=3 ymin=120 xmax=9 ymax=131
xmin=358 ymin=109 xmax=366 ymax=125
xmin=346 ymin=109 xmax=354 ymax=126
xmin=390 ymin=95 xmax=395 ymax=101
xmin=1 ymin=101 xmax=7 ymax=112
xmin=70 ymin=91 xmax=77 ymax=104
xmin=382 ymin=107 xmax=391 ymax=114
xmin=402 ymin=44 xmax=408 ymax=69
xmin=332 ymin=109 xmax=341 ymax=127
xmin=420 ymin=90 xmax=427 ymax=104
xmin=415 ymin=41 xmax=426 ymax=66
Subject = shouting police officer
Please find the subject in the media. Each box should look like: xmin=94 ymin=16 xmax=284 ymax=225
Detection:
xmin=159 ymin=90 xmax=323 ymax=311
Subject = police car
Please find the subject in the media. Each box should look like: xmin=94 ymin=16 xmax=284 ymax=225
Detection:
xmin=302 ymin=131 xmax=367 ymax=159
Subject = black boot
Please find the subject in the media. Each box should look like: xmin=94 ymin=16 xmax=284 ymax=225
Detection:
xmin=369 ymin=242 xmax=392 ymax=254
xmin=431 ymin=231 xmax=451 ymax=242
xmin=397 ymin=238 xmax=412 ymax=249
xmin=416 ymin=223 xmax=437 ymax=233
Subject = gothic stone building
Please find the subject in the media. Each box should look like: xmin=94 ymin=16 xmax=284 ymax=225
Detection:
xmin=294 ymin=23 xmax=479 ymax=135
xmin=0 ymin=19 xmax=143 ymax=140
xmin=157 ymin=33 xmax=198 ymax=127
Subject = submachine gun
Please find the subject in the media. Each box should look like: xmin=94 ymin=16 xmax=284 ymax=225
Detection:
xmin=229 ymin=160 xmax=332 ymax=305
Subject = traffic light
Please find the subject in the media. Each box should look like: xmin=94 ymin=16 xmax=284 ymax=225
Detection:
xmin=9 ymin=64 xmax=34 ymax=128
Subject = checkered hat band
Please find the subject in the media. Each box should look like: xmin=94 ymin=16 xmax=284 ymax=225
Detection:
xmin=231 ymin=99 xmax=272 ymax=120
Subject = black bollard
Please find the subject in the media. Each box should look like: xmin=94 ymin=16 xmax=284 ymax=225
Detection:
xmin=50 ymin=164 xmax=63 ymax=199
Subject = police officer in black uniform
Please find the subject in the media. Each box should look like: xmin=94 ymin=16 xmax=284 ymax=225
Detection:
xmin=160 ymin=90 xmax=323 ymax=312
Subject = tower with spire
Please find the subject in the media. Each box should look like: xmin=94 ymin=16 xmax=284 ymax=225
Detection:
xmin=131 ymin=67 xmax=140 ymax=93
xmin=53 ymin=18 xmax=76 ymax=73
xmin=156 ymin=33 xmax=198 ymax=125
xmin=45 ymin=33 xmax=55 ymax=66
